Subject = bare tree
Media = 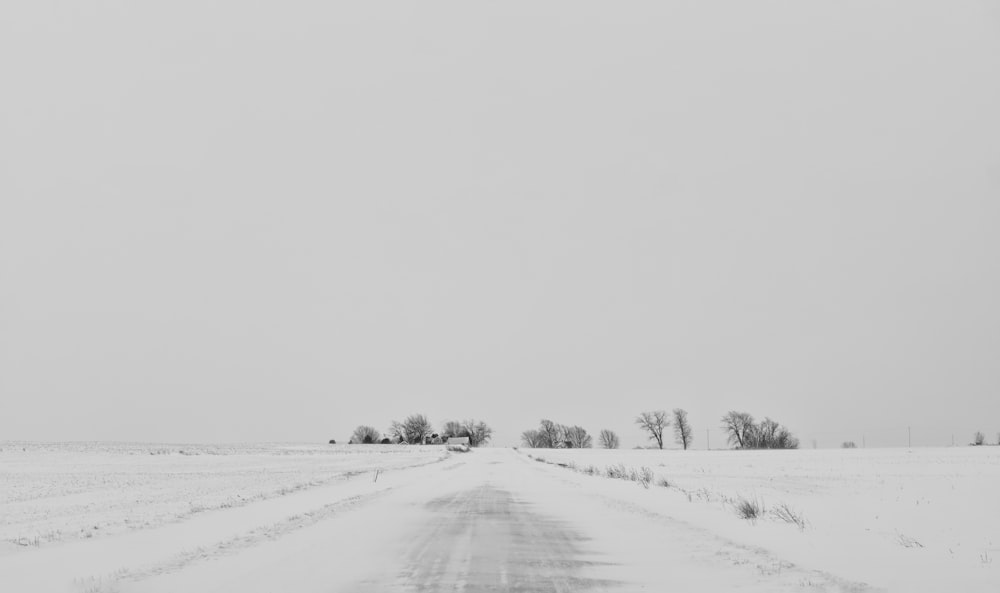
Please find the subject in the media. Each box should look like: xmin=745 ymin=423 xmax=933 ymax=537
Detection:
xmin=721 ymin=411 xmax=756 ymax=449
xmin=756 ymin=418 xmax=781 ymax=449
xmin=636 ymin=411 xmax=670 ymax=449
xmin=388 ymin=414 xmax=433 ymax=444
xmin=441 ymin=419 xmax=492 ymax=446
xmin=351 ymin=425 xmax=380 ymax=444
xmin=464 ymin=420 xmax=493 ymax=447
xmin=441 ymin=421 xmax=467 ymax=439
xmin=773 ymin=426 xmax=799 ymax=449
xmin=973 ymin=431 xmax=985 ymax=446
xmin=521 ymin=429 xmax=543 ymax=448
xmin=754 ymin=417 xmax=798 ymax=449
xmin=538 ymin=419 xmax=565 ymax=448
xmin=386 ymin=421 xmax=405 ymax=443
xmin=672 ymin=408 xmax=693 ymax=450
xmin=599 ymin=429 xmax=620 ymax=449
xmin=564 ymin=426 xmax=593 ymax=448
xmin=721 ymin=412 xmax=798 ymax=449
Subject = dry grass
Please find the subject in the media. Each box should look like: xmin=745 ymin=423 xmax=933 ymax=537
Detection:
xmin=532 ymin=455 xmax=659 ymax=489
xmin=734 ymin=495 xmax=765 ymax=522
xmin=637 ymin=466 xmax=654 ymax=488
xmin=770 ymin=502 xmax=807 ymax=530
xmin=605 ymin=463 xmax=629 ymax=479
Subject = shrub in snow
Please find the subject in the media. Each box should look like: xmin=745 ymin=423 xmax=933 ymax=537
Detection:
xmin=606 ymin=463 xmax=628 ymax=480
xmin=841 ymin=441 xmax=857 ymax=448
xmin=637 ymin=467 xmax=654 ymax=489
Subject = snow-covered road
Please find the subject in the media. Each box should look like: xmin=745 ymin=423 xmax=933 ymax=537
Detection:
xmin=342 ymin=450 xmax=873 ymax=593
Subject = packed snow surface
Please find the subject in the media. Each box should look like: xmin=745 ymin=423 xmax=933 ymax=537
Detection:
xmin=0 ymin=443 xmax=996 ymax=592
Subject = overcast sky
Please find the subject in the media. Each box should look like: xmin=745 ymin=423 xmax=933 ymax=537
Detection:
xmin=2 ymin=2 xmax=998 ymax=448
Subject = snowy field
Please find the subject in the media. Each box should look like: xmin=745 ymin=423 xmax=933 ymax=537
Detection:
xmin=525 ymin=446 xmax=1000 ymax=591
xmin=0 ymin=442 xmax=443 ymax=551
xmin=0 ymin=443 xmax=997 ymax=592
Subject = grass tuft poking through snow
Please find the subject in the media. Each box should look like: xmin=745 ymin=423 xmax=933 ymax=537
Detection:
xmin=734 ymin=495 xmax=765 ymax=522
xmin=637 ymin=467 xmax=654 ymax=489
xmin=605 ymin=463 xmax=629 ymax=480
xmin=527 ymin=454 xmax=660 ymax=490
xmin=769 ymin=503 xmax=807 ymax=530
xmin=603 ymin=464 xmax=653 ymax=487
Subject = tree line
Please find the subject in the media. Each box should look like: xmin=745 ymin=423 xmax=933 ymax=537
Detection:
xmin=346 ymin=415 xmax=493 ymax=447
xmin=519 ymin=420 xmax=593 ymax=449
xmin=337 ymin=409 xmax=800 ymax=450
xmin=719 ymin=411 xmax=799 ymax=449
xmin=518 ymin=409 xmax=799 ymax=450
